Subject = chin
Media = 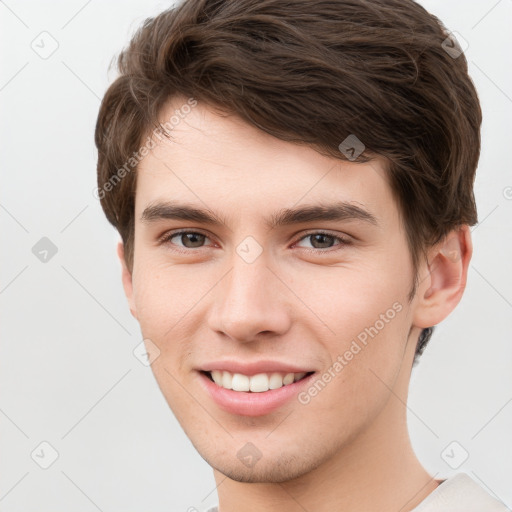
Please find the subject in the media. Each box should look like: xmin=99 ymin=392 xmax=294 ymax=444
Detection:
xmin=199 ymin=445 xmax=329 ymax=484
xmin=211 ymin=461 xmax=313 ymax=484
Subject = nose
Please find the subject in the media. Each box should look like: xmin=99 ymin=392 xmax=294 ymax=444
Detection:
xmin=207 ymin=252 xmax=292 ymax=343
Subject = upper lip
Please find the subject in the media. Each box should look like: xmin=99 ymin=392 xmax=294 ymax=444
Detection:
xmin=199 ymin=360 xmax=314 ymax=376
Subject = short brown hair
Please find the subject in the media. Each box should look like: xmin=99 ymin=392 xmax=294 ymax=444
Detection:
xmin=95 ymin=0 xmax=482 ymax=359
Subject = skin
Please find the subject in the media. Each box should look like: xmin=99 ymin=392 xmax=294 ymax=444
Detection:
xmin=118 ymin=95 xmax=472 ymax=512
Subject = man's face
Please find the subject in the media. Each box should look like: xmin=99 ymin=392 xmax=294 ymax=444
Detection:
xmin=125 ymin=96 xmax=422 ymax=483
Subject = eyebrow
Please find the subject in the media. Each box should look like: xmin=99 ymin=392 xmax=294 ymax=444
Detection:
xmin=140 ymin=201 xmax=378 ymax=229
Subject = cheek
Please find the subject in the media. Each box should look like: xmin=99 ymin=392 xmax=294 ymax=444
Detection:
xmin=132 ymin=259 xmax=205 ymax=326
xmin=297 ymin=300 xmax=411 ymax=437
xmin=131 ymin=264 xmax=184 ymax=356
xmin=131 ymin=264 xmax=201 ymax=415
xmin=291 ymin=260 xmax=412 ymax=397
xmin=287 ymin=257 xmax=409 ymax=335
xmin=130 ymin=260 xmax=225 ymax=372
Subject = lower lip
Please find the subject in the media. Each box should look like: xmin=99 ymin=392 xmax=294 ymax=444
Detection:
xmin=198 ymin=371 xmax=315 ymax=417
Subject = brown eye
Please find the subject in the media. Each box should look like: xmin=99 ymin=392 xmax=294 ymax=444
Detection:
xmin=295 ymin=231 xmax=350 ymax=251
xmin=178 ymin=232 xmax=206 ymax=248
xmin=161 ymin=231 xmax=212 ymax=250
xmin=308 ymin=233 xmax=336 ymax=249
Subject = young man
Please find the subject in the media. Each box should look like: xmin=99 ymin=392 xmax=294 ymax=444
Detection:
xmin=94 ymin=0 xmax=508 ymax=510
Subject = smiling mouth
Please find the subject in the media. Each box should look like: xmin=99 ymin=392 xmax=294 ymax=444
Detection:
xmin=201 ymin=370 xmax=314 ymax=393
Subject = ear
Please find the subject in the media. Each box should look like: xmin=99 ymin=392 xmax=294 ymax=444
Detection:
xmin=117 ymin=241 xmax=137 ymax=319
xmin=412 ymin=225 xmax=473 ymax=328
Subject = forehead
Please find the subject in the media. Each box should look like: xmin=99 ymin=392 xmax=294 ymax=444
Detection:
xmin=135 ymin=97 xmax=398 ymax=228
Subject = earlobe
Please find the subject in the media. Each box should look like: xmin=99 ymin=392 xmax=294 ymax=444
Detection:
xmin=117 ymin=241 xmax=138 ymax=319
xmin=413 ymin=226 xmax=472 ymax=328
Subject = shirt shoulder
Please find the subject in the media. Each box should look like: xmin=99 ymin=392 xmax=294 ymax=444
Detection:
xmin=411 ymin=473 xmax=510 ymax=512
xmin=203 ymin=473 xmax=509 ymax=512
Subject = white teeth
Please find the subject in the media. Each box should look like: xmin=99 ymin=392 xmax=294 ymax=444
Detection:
xmin=249 ymin=373 xmax=269 ymax=393
xmin=208 ymin=370 xmax=309 ymax=392
xmin=269 ymin=373 xmax=284 ymax=389
xmin=221 ymin=371 xmax=232 ymax=390
xmin=283 ymin=373 xmax=294 ymax=385
xmin=231 ymin=373 xmax=250 ymax=392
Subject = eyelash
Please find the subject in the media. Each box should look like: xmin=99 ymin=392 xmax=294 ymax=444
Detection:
xmin=157 ymin=229 xmax=351 ymax=254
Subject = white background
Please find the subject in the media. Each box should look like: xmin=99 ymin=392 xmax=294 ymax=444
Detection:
xmin=1 ymin=0 xmax=511 ymax=510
